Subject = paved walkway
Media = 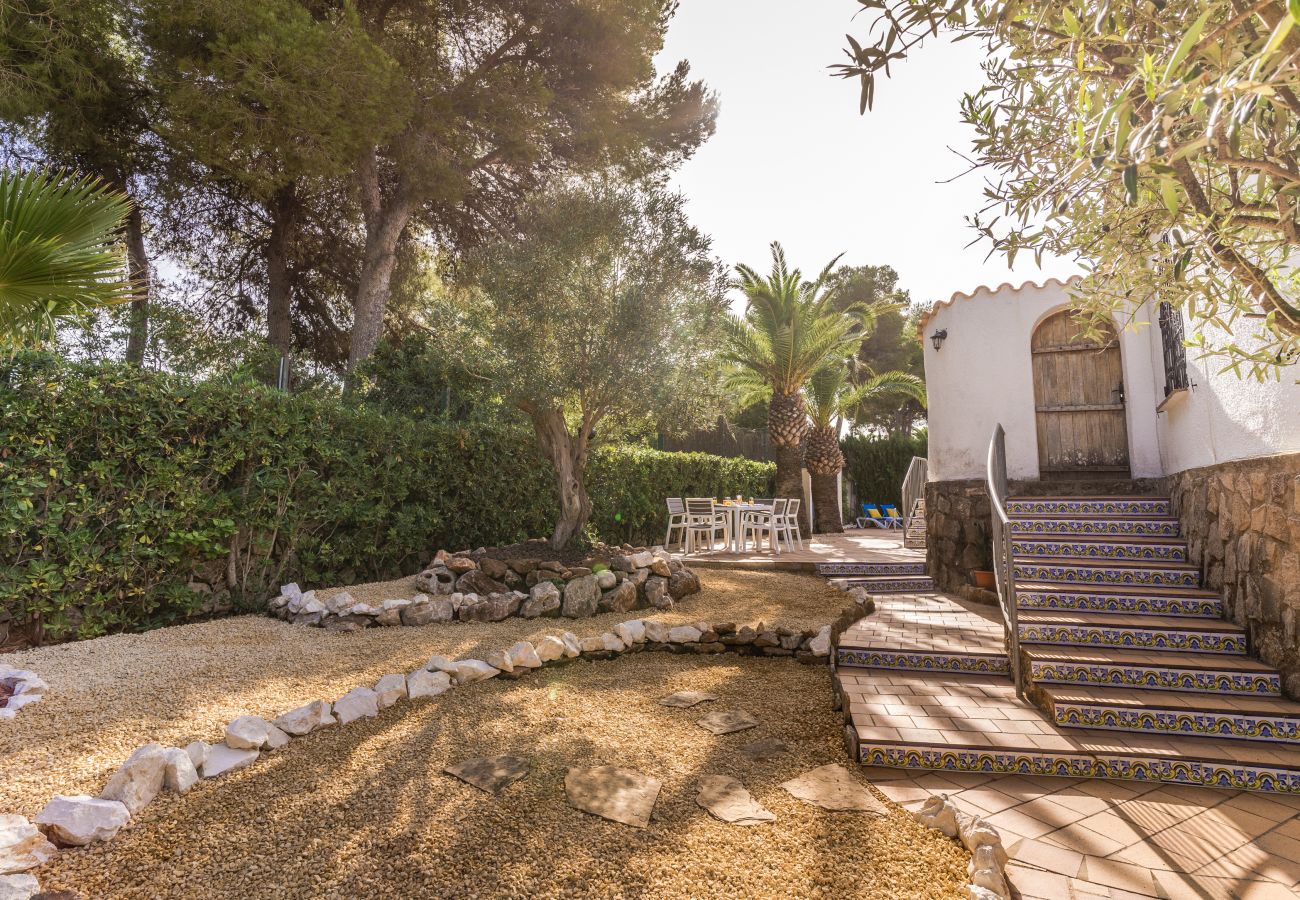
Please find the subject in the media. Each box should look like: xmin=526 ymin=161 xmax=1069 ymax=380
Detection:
xmin=681 ymin=529 xmax=923 ymax=570
xmin=865 ymin=764 xmax=1300 ymax=899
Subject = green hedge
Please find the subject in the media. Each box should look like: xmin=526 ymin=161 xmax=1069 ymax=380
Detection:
xmin=841 ymin=431 xmax=928 ymax=513
xmin=0 ymin=357 xmax=773 ymax=642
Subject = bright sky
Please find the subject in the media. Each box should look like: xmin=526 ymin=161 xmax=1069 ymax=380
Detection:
xmin=656 ymin=0 xmax=1081 ymax=310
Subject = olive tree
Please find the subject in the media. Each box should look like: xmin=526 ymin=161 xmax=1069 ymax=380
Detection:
xmin=469 ymin=179 xmax=727 ymax=548
xmin=836 ymin=0 xmax=1300 ymax=376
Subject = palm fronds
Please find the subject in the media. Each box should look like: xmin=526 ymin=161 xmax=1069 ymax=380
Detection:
xmin=0 ymin=168 xmax=135 ymax=351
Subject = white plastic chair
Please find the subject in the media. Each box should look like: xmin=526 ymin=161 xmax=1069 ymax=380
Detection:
xmin=779 ymin=498 xmax=804 ymax=550
xmin=664 ymin=497 xmax=688 ymax=549
xmin=741 ymin=498 xmax=787 ymax=554
xmin=684 ymin=498 xmax=729 ymax=553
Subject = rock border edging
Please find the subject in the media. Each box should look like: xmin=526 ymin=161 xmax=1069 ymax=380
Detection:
xmin=0 ymin=668 xmax=48 ymax=722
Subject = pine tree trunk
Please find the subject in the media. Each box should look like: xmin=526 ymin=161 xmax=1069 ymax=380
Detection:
xmin=532 ymin=407 xmax=593 ymax=550
xmin=346 ymin=149 xmax=416 ymax=382
xmin=811 ymin=472 xmax=843 ymax=534
xmin=122 ymin=191 xmax=151 ymax=367
xmin=266 ymin=183 xmax=298 ymax=367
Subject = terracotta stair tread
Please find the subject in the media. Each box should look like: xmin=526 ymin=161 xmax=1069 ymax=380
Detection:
xmin=1016 ymin=611 xmax=1244 ymax=633
xmin=1014 ymin=555 xmax=1198 ymax=570
xmin=1022 ymin=646 xmax=1277 ymax=672
xmin=1015 ymin=580 xmax=1219 ymax=598
xmin=1038 ymin=684 xmax=1300 ymax=717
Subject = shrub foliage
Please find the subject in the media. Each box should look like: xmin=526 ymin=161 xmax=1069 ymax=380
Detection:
xmin=840 ymin=431 xmax=928 ymax=512
xmin=0 ymin=357 xmax=773 ymax=642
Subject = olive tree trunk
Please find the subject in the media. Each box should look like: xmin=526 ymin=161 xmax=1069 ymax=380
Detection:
xmin=531 ymin=406 xmax=593 ymax=550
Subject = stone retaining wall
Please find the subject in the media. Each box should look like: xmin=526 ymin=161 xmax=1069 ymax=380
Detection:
xmin=1161 ymin=452 xmax=1300 ymax=696
xmin=924 ymin=479 xmax=993 ymax=593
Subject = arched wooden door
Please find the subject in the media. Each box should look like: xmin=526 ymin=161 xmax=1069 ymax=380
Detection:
xmin=1031 ymin=310 xmax=1130 ymax=476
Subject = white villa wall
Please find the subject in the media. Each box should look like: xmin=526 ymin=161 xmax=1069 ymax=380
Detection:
xmin=921 ymin=278 xmax=1163 ymax=482
xmin=1140 ymin=306 xmax=1300 ymax=472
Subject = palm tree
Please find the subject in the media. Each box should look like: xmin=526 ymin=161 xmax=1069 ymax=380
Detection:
xmin=804 ymin=361 xmax=926 ymax=533
xmin=0 ymin=168 xmax=135 ymax=352
xmin=724 ymin=242 xmax=877 ymax=526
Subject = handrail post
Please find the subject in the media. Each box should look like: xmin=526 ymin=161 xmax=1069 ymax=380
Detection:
xmin=901 ymin=455 xmax=928 ymax=532
xmin=985 ymin=424 xmax=1024 ymax=698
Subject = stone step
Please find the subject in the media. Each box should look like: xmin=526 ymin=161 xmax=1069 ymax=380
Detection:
xmin=1039 ymin=685 xmax=1300 ymax=744
xmin=1010 ymin=515 xmax=1181 ymax=537
xmin=832 ymin=575 xmax=936 ymax=594
xmin=1017 ymin=611 xmax=1247 ymax=655
xmin=839 ymin=670 xmax=1300 ymax=794
xmin=1015 ymin=582 xmax=1224 ymax=618
xmin=815 ymin=561 xmax=927 ymax=577
xmin=1006 ymin=496 xmax=1172 ymax=517
xmin=1012 ymin=557 xmax=1200 ymax=588
xmin=1010 ymin=534 xmax=1188 ymax=562
xmin=835 ymin=644 xmax=1009 ymax=677
xmin=1023 ymin=646 xmax=1282 ymax=696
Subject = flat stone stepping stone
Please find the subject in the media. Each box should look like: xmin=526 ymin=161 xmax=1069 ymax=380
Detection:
xmin=780 ymin=764 xmax=886 ymax=815
xmin=659 ymin=690 xmax=718 ymax=708
xmin=565 ymin=766 xmax=661 ymax=828
xmin=696 ymin=775 xmax=775 ymax=826
xmin=443 ymin=755 xmax=531 ymax=794
xmin=741 ymin=737 xmax=790 ymax=760
xmin=696 ymin=708 xmax=759 ymax=735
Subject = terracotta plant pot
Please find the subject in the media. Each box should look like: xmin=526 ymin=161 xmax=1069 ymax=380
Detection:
xmin=971 ymin=569 xmax=996 ymax=590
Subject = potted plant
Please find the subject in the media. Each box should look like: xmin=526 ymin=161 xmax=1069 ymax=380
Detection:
xmin=970 ymin=523 xmax=997 ymax=589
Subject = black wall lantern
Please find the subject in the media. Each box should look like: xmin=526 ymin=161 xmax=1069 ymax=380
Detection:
xmin=930 ymin=329 xmax=948 ymax=351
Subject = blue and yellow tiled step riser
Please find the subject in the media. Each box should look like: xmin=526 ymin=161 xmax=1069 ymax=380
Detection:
xmin=1010 ymin=538 xmax=1188 ymax=562
xmin=1006 ymin=498 xmax=1173 ymax=517
xmin=856 ymin=744 xmax=1300 ymax=794
xmin=1009 ymin=518 xmax=1181 ymax=536
xmin=1052 ymin=704 xmax=1300 ymax=743
xmin=1029 ymin=661 xmax=1282 ymax=695
xmin=1016 ymin=589 xmax=1223 ymax=618
xmin=1013 ymin=561 xmax=1200 ymax=587
xmin=1018 ymin=623 xmax=1246 ymax=654
xmin=838 ymin=576 xmax=936 ymax=593
xmin=815 ymin=561 xmax=927 ymax=577
xmin=836 ymin=648 xmax=1011 ymax=675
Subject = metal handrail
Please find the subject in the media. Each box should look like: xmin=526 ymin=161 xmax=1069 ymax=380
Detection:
xmin=900 ymin=455 xmax=929 ymax=532
xmin=986 ymin=424 xmax=1024 ymax=697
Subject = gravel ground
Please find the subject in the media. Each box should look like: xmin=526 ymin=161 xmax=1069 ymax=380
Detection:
xmin=0 ymin=569 xmax=844 ymax=818
xmin=33 ymin=652 xmax=970 ymax=900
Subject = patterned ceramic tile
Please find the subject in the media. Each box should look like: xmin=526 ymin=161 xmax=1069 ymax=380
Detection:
xmin=1009 ymin=518 xmax=1181 ymax=537
xmin=1005 ymin=498 xmax=1173 ymax=517
xmin=1015 ymin=589 xmax=1223 ymax=619
xmin=816 ymin=561 xmax=927 ymax=576
xmin=841 ymin=576 xmax=937 ymax=593
xmin=1054 ymin=703 xmax=1300 ymax=742
xmin=1011 ymin=538 xmax=1188 ymax=562
xmin=1029 ymin=661 xmax=1282 ymax=695
xmin=1017 ymin=623 xmax=1247 ymax=654
xmin=836 ymin=647 xmax=1011 ymax=675
xmin=1012 ymin=561 xmax=1200 ymax=587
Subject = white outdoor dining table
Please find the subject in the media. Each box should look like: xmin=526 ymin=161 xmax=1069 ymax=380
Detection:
xmin=715 ymin=503 xmax=775 ymax=553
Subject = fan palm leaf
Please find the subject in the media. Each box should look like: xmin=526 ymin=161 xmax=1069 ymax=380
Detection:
xmin=0 ymin=168 xmax=134 ymax=351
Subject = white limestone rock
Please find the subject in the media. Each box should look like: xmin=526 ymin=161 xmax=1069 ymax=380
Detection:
xmin=809 ymin=625 xmax=832 ymax=657
xmin=324 ymin=591 xmax=355 ymax=615
xmin=535 ymin=635 xmax=567 ymax=662
xmin=346 ymin=602 xmax=380 ymax=617
xmin=184 ymin=741 xmax=209 ymax=770
xmin=407 ymin=669 xmax=452 ymax=699
xmin=578 ymin=635 xmax=606 ymax=653
xmin=643 ymin=620 xmax=670 ymax=643
xmin=374 ymin=674 xmax=408 ymax=708
xmin=225 ymin=715 xmax=277 ymax=750
xmin=99 ymin=743 xmax=167 ymax=815
xmin=34 ymin=796 xmax=130 ymax=846
xmin=273 ymin=700 xmax=335 ymax=736
xmin=200 ymin=743 xmax=260 ymax=779
xmin=451 ymin=660 xmax=500 ymax=685
xmin=162 ymin=748 xmax=199 ymax=794
xmin=0 ymin=816 xmax=56 ymax=875
xmin=559 ymin=632 xmax=582 ymax=658
xmin=614 ymin=620 xmax=646 ymax=645
xmin=914 ymin=793 xmax=960 ymax=838
xmin=508 ymin=641 xmax=543 ymax=669
xmin=600 ymin=632 xmax=626 ymax=652
xmin=667 ymin=624 xmax=702 ymax=643
xmin=333 ymin=687 xmax=380 ymax=724
xmin=484 ymin=650 xmax=514 ymax=673
xmin=0 ymin=873 xmax=40 ymax=900
xmin=263 ymin=723 xmax=291 ymax=750
xmin=423 ymin=654 xmax=458 ymax=674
